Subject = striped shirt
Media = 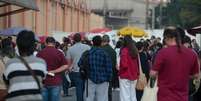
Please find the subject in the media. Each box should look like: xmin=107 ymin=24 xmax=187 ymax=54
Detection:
xmin=3 ymin=56 xmax=47 ymax=101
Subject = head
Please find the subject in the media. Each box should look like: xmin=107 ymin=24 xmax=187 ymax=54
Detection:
xmin=102 ymin=35 xmax=110 ymax=45
xmin=143 ymin=41 xmax=150 ymax=51
xmin=136 ymin=41 xmax=144 ymax=52
xmin=115 ymin=40 xmax=123 ymax=49
xmin=151 ymin=35 xmax=156 ymax=40
xmin=73 ymin=33 xmax=81 ymax=43
xmin=163 ymin=26 xmax=182 ymax=52
xmin=7 ymin=36 xmax=12 ymax=41
xmin=182 ymin=35 xmax=191 ymax=48
xmin=45 ymin=37 xmax=56 ymax=46
xmin=192 ymin=39 xmax=197 ymax=44
xmin=123 ymin=35 xmax=138 ymax=59
xmin=63 ymin=37 xmax=71 ymax=44
xmin=55 ymin=41 xmax=61 ymax=49
xmin=17 ymin=30 xmax=36 ymax=56
xmin=92 ymin=35 xmax=102 ymax=47
xmin=0 ymin=38 xmax=14 ymax=57
xmin=156 ymin=37 xmax=161 ymax=43
xmin=1 ymin=38 xmax=12 ymax=49
xmin=140 ymin=39 xmax=145 ymax=42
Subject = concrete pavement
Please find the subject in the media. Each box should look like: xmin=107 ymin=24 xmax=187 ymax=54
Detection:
xmin=61 ymin=88 xmax=120 ymax=101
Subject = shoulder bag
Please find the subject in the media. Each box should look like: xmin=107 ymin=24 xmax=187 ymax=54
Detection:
xmin=141 ymin=77 xmax=158 ymax=101
xmin=136 ymin=54 xmax=147 ymax=90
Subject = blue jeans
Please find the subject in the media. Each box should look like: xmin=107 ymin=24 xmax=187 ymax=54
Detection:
xmin=69 ymin=72 xmax=84 ymax=101
xmin=42 ymin=86 xmax=61 ymax=101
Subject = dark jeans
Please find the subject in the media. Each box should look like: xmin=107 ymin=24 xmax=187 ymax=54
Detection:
xmin=136 ymin=89 xmax=143 ymax=101
xmin=69 ymin=72 xmax=84 ymax=101
xmin=62 ymin=73 xmax=70 ymax=95
xmin=108 ymin=81 xmax=112 ymax=101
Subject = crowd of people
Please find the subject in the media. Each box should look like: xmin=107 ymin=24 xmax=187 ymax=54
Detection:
xmin=0 ymin=26 xmax=201 ymax=101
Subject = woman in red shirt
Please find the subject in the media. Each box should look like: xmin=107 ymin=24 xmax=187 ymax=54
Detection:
xmin=119 ymin=35 xmax=139 ymax=101
xmin=150 ymin=27 xmax=200 ymax=101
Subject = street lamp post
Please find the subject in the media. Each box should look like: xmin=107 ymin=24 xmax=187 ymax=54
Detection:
xmin=159 ymin=0 xmax=162 ymax=29
xmin=145 ymin=0 xmax=149 ymax=29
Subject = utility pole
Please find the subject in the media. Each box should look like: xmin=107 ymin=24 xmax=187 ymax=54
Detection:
xmin=145 ymin=0 xmax=149 ymax=29
xmin=159 ymin=0 xmax=163 ymax=29
xmin=103 ymin=0 xmax=108 ymax=28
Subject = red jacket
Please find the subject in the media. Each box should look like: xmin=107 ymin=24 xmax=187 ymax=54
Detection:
xmin=119 ymin=47 xmax=139 ymax=80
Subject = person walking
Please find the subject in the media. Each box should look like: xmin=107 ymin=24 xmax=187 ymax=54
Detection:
xmin=3 ymin=30 xmax=47 ymax=101
xmin=150 ymin=26 xmax=200 ymax=101
xmin=136 ymin=41 xmax=150 ymax=101
xmin=0 ymin=38 xmax=16 ymax=101
xmin=119 ymin=35 xmax=139 ymax=101
xmin=66 ymin=33 xmax=90 ymax=101
xmin=60 ymin=37 xmax=71 ymax=97
xmin=85 ymin=35 xmax=112 ymax=101
xmin=37 ymin=37 xmax=68 ymax=101
xmin=102 ymin=35 xmax=117 ymax=101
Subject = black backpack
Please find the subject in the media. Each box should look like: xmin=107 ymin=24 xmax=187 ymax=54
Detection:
xmin=78 ymin=50 xmax=89 ymax=80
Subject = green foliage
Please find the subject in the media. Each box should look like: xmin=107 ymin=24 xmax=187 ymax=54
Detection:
xmin=160 ymin=0 xmax=201 ymax=29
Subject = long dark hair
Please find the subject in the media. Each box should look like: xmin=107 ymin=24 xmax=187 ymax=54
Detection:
xmin=0 ymin=38 xmax=15 ymax=58
xmin=123 ymin=35 xmax=138 ymax=59
xmin=163 ymin=26 xmax=182 ymax=52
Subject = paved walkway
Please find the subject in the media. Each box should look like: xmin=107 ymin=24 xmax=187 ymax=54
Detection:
xmin=61 ymin=88 xmax=120 ymax=101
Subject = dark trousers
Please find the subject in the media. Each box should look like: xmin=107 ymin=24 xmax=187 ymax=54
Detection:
xmin=136 ymin=89 xmax=143 ymax=101
xmin=69 ymin=72 xmax=85 ymax=101
xmin=62 ymin=73 xmax=70 ymax=95
xmin=108 ymin=81 xmax=112 ymax=101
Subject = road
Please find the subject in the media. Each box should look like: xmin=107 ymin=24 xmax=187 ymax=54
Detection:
xmin=61 ymin=88 xmax=120 ymax=101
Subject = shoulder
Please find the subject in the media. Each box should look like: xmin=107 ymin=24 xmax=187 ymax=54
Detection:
xmin=156 ymin=47 xmax=170 ymax=55
xmin=80 ymin=43 xmax=91 ymax=50
xmin=30 ymin=56 xmax=46 ymax=65
xmin=6 ymin=58 xmax=20 ymax=66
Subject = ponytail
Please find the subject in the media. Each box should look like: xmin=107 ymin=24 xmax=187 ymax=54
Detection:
xmin=163 ymin=26 xmax=182 ymax=53
xmin=175 ymin=34 xmax=182 ymax=53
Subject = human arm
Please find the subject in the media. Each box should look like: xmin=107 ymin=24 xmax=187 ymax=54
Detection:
xmin=190 ymin=54 xmax=200 ymax=79
xmin=149 ymin=50 xmax=164 ymax=78
xmin=49 ymin=52 xmax=70 ymax=74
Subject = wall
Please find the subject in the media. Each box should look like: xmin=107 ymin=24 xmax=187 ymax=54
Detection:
xmin=90 ymin=13 xmax=105 ymax=30
xmin=0 ymin=0 xmax=91 ymax=35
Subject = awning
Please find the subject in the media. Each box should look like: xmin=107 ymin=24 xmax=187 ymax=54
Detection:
xmin=0 ymin=0 xmax=39 ymax=17
xmin=187 ymin=26 xmax=201 ymax=36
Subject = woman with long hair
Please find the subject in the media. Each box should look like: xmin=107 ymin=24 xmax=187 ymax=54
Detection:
xmin=0 ymin=38 xmax=15 ymax=101
xmin=150 ymin=26 xmax=200 ymax=101
xmin=119 ymin=35 xmax=139 ymax=101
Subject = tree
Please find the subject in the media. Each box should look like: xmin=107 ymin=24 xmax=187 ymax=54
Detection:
xmin=157 ymin=0 xmax=201 ymax=29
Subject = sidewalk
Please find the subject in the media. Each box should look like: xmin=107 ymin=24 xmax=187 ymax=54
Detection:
xmin=61 ymin=88 xmax=120 ymax=101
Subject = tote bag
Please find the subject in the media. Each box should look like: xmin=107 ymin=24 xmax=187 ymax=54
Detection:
xmin=136 ymin=55 xmax=147 ymax=90
xmin=141 ymin=78 xmax=158 ymax=101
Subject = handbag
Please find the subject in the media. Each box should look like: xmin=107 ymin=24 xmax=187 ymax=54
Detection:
xmin=136 ymin=55 xmax=147 ymax=90
xmin=141 ymin=77 xmax=158 ymax=101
